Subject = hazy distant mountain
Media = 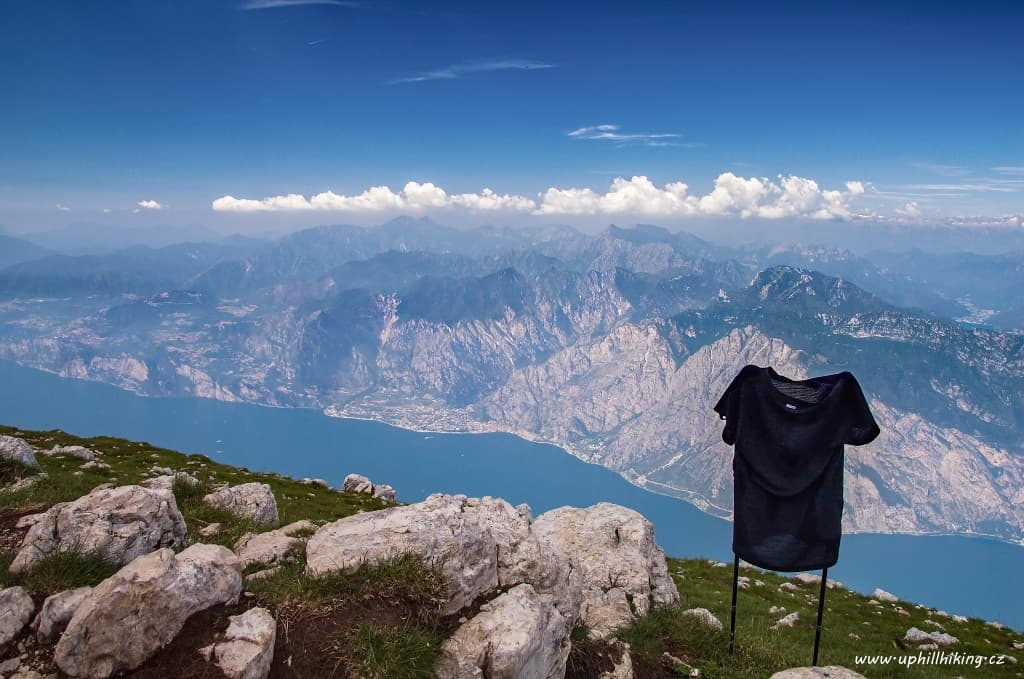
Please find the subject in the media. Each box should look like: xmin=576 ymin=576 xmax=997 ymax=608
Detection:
xmin=18 ymin=223 xmax=220 ymax=254
xmin=1 ymin=220 xmax=1022 ymax=543
xmin=0 ymin=233 xmax=54 ymax=269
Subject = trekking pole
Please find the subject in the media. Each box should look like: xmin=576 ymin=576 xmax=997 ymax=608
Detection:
xmin=812 ymin=567 xmax=828 ymax=665
xmin=728 ymin=555 xmax=739 ymax=655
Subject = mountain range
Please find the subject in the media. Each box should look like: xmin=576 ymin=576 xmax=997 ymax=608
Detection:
xmin=0 ymin=219 xmax=1022 ymax=543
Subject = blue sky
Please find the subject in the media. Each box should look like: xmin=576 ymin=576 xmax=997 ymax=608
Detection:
xmin=1 ymin=0 xmax=1022 ymax=230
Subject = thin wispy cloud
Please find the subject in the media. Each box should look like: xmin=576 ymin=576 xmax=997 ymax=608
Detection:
xmin=568 ymin=124 xmax=698 ymax=148
xmin=238 ymin=0 xmax=360 ymax=10
xmin=992 ymin=166 xmax=1024 ymax=176
xmin=56 ymin=204 xmax=70 ymax=212
xmin=907 ymin=161 xmax=973 ymax=177
xmin=904 ymin=180 xmax=1024 ymax=193
xmin=307 ymin=39 xmax=326 ymax=46
xmin=389 ymin=59 xmax=554 ymax=85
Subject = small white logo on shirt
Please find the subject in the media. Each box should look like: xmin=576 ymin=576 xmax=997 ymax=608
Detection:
xmin=785 ymin=403 xmax=798 ymax=410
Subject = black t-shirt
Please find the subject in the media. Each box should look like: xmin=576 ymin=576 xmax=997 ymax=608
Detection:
xmin=714 ymin=365 xmax=880 ymax=572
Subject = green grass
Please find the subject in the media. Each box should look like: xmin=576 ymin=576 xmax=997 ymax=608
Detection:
xmin=0 ymin=546 xmax=121 ymax=595
xmin=3 ymin=423 xmax=1020 ymax=678
xmin=337 ymin=623 xmax=441 ymax=679
xmin=617 ymin=558 xmax=1022 ymax=678
xmin=0 ymin=424 xmax=393 ymax=548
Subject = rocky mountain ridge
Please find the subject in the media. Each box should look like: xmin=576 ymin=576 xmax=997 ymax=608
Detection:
xmin=0 ymin=223 xmax=1022 ymax=543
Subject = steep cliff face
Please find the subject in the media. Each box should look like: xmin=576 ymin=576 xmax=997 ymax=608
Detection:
xmin=1 ymin=225 xmax=1022 ymax=543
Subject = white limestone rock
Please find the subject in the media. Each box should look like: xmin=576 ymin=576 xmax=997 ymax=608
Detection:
xmin=0 ymin=586 xmax=34 ymax=648
xmin=0 ymin=435 xmax=37 ymax=467
xmin=142 ymin=471 xmax=200 ymax=491
xmin=200 ymin=607 xmax=276 ymax=679
xmin=904 ymin=626 xmax=959 ymax=647
xmin=681 ymin=607 xmax=723 ymax=631
xmin=54 ymin=544 xmax=242 ymax=678
xmin=372 ymin=484 xmax=396 ymax=502
xmin=769 ymin=667 xmax=866 ymax=678
xmin=599 ymin=642 xmax=633 ymax=679
xmin=772 ymin=612 xmax=800 ymax=629
xmin=33 ymin=587 xmax=93 ymax=643
xmin=203 ymin=483 xmax=278 ymax=525
xmin=45 ymin=445 xmax=95 ymax=461
xmin=234 ymin=531 xmax=301 ymax=569
xmin=435 ymin=584 xmax=570 ymax=679
xmin=872 ymin=588 xmax=898 ymax=602
xmin=199 ymin=523 xmax=222 ymax=539
xmin=306 ymin=494 xmax=500 ymax=615
xmin=779 ymin=583 xmax=799 ymax=593
xmin=10 ymin=485 xmax=187 ymax=573
xmin=299 ymin=477 xmax=329 ymax=488
xmin=14 ymin=512 xmax=46 ymax=529
xmin=275 ymin=520 xmax=316 ymax=536
xmin=532 ymin=503 xmax=677 ymax=638
xmin=341 ymin=473 xmax=373 ymax=494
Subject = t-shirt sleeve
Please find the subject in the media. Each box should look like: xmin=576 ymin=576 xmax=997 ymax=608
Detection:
xmin=713 ymin=367 xmax=749 ymax=446
xmin=845 ymin=375 xmax=880 ymax=446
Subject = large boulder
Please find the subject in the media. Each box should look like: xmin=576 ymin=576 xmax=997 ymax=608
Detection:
xmin=306 ymin=494 xmax=499 ymax=614
xmin=0 ymin=435 xmax=37 ymax=467
xmin=33 ymin=587 xmax=93 ymax=643
xmin=54 ymin=544 xmax=242 ymax=678
xmin=532 ymin=503 xmax=678 ymax=638
xmin=9 ymin=485 xmax=187 ymax=573
xmin=0 ymin=586 xmax=34 ymax=648
xmin=199 ymin=607 xmax=276 ymax=679
xmin=435 ymin=584 xmax=571 ymax=679
xmin=203 ymin=483 xmax=278 ymax=525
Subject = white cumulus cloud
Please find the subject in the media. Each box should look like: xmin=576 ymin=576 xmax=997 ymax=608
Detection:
xmin=211 ymin=173 xmax=868 ymax=220
xmin=137 ymin=199 xmax=164 ymax=210
xmin=213 ymin=182 xmax=538 ymax=213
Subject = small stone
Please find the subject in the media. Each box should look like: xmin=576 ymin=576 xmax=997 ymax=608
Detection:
xmin=199 ymin=523 xmax=222 ymax=539
xmin=772 ymin=612 xmax=800 ymax=629
xmin=779 ymin=583 xmax=799 ymax=593
xmin=904 ymin=627 xmax=959 ymax=647
xmin=681 ymin=608 xmax=723 ymax=631
xmin=769 ymin=606 xmax=787 ymax=614
xmin=245 ymin=567 xmax=281 ymax=582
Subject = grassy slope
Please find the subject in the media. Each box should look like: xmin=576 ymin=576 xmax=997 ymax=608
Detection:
xmin=1 ymin=424 xmax=1021 ymax=678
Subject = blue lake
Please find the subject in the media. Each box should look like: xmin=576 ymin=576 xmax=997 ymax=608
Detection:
xmin=1 ymin=359 xmax=1020 ymax=629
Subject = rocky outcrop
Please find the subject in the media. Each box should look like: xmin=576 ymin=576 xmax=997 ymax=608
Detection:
xmin=33 ymin=587 xmax=93 ymax=643
xmin=199 ymin=607 xmax=276 ymax=679
xmin=54 ymin=544 xmax=242 ymax=678
xmin=532 ymin=503 xmax=678 ymax=638
xmin=0 ymin=435 xmax=37 ymax=467
xmin=0 ymin=586 xmax=34 ymax=648
xmin=306 ymin=494 xmax=500 ymax=614
xmin=203 ymin=483 xmax=278 ymax=525
xmin=342 ymin=473 xmax=396 ymax=501
xmin=435 ymin=584 xmax=570 ymax=679
xmin=9 ymin=484 xmax=187 ymax=573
